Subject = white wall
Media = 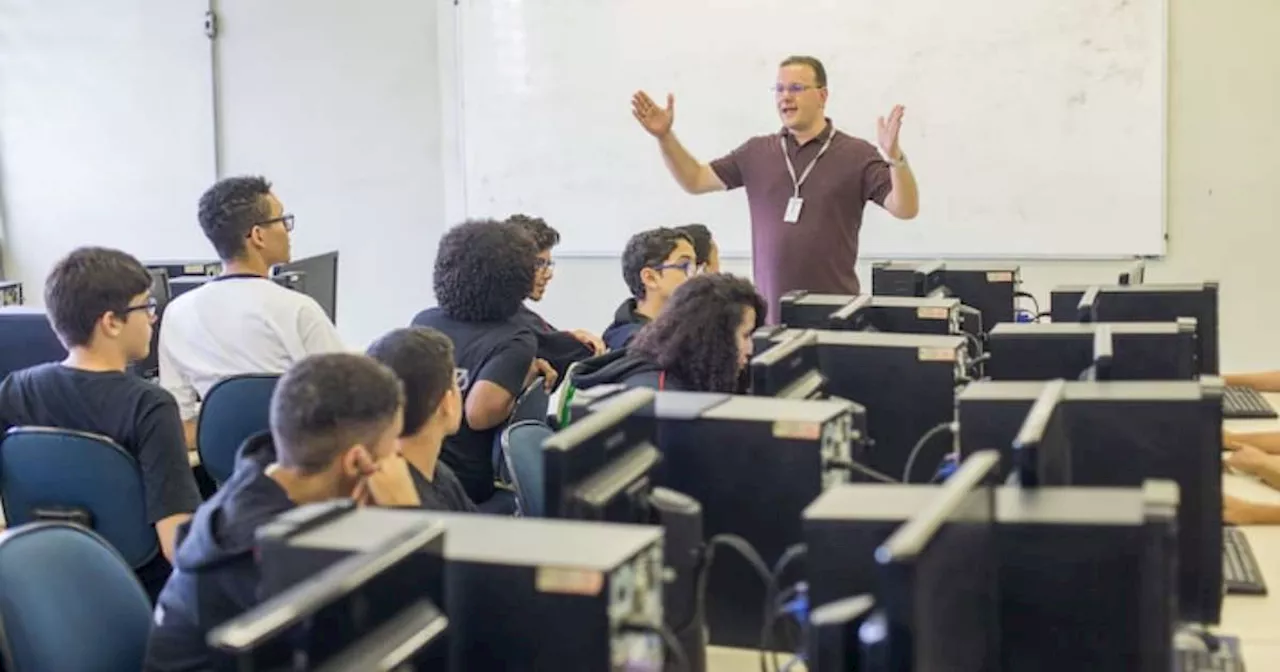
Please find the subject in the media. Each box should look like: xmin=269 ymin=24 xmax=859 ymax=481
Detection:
xmin=0 ymin=0 xmax=1276 ymax=370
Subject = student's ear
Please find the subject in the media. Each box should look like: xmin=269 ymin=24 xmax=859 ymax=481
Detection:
xmin=98 ymin=311 xmax=125 ymax=339
xmin=639 ymin=267 xmax=660 ymax=293
xmin=341 ymin=444 xmax=377 ymax=480
xmin=246 ymin=225 xmax=267 ymax=252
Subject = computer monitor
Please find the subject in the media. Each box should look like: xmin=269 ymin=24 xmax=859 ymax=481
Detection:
xmin=872 ymin=261 xmax=1021 ymax=332
xmin=274 ymin=250 xmax=338 ymax=322
xmin=131 ymin=269 xmax=172 ymax=379
xmin=825 ymin=294 xmax=874 ymax=331
xmin=1119 ymin=259 xmax=1146 ymax=286
xmin=208 ymin=520 xmax=448 ymax=671
xmin=0 ymin=307 xmax=68 ymax=380
xmin=1081 ymin=325 xmax=1114 ymax=382
xmin=1010 ymin=380 xmax=1072 ymax=487
xmin=859 ymin=451 xmax=1000 ymax=671
xmin=749 ymin=330 xmax=825 ymax=399
xmin=1050 ymin=282 xmax=1219 ymax=375
xmin=144 ymin=259 xmax=221 ymax=279
xmin=168 ymin=275 xmax=210 ymax=299
xmin=985 ymin=320 xmax=1198 ymax=382
xmin=1075 ymin=286 xmax=1100 ymax=323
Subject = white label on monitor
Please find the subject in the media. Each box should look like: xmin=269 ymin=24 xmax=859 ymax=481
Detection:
xmin=536 ymin=566 xmax=603 ymax=596
xmin=987 ymin=271 xmax=1014 ymax=283
xmin=918 ymin=347 xmax=957 ymax=362
xmin=917 ymin=307 xmax=949 ymax=320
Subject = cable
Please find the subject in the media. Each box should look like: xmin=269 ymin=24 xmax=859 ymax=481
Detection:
xmin=1014 ymin=291 xmax=1040 ymax=316
xmin=902 ymin=422 xmax=957 ymax=483
xmin=760 ymin=544 xmax=809 ymax=671
xmin=828 ymin=458 xmax=900 ymax=484
xmin=683 ymin=534 xmax=775 ymax=672
xmin=961 ymin=331 xmax=982 ymax=354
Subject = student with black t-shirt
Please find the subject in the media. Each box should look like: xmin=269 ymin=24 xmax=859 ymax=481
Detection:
xmin=145 ymin=353 xmax=420 ymax=672
xmin=367 ymin=327 xmax=477 ymax=513
xmin=602 ymin=228 xmax=698 ymax=351
xmin=412 ymin=219 xmax=556 ymax=504
xmin=578 ymin=274 xmax=766 ymax=394
xmin=0 ymin=247 xmax=201 ymax=600
xmin=506 ymin=214 xmax=605 ymax=374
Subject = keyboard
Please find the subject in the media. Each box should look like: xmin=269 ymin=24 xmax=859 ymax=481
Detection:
xmin=1223 ymin=385 xmax=1278 ymax=419
xmin=1177 ymin=649 xmax=1245 ymax=672
xmin=1224 ymin=527 xmax=1268 ymax=595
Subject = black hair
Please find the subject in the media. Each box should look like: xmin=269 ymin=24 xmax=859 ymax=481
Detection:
xmin=366 ymin=327 xmax=456 ymax=438
xmin=43 ymin=247 xmax=152 ymax=348
xmin=270 ymin=353 xmax=405 ymax=474
xmin=434 ymin=219 xmax=538 ymax=322
xmin=506 ymin=214 xmax=561 ymax=252
xmin=630 ymin=274 xmax=767 ymax=393
xmin=779 ymin=55 xmax=828 ymax=88
xmin=621 ymin=227 xmax=694 ymax=299
xmin=676 ymin=224 xmax=715 ymax=267
xmin=197 ymin=175 xmax=274 ymax=261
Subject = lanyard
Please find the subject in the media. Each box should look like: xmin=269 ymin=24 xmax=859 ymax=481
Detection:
xmin=780 ymin=128 xmax=837 ymax=198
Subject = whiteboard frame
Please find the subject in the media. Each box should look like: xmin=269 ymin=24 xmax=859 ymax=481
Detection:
xmin=449 ymin=0 xmax=1169 ymax=262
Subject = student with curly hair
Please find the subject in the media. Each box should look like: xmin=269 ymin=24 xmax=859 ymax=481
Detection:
xmin=602 ymin=227 xmax=698 ymax=351
xmin=411 ymin=219 xmax=555 ymax=503
xmin=577 ymin=274 xmax=766 ymax=393
xmin=505 ymin=214 xmax=604 ymax=373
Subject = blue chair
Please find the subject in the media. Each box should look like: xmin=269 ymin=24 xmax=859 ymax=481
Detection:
xmin=0 ymin=427 xmax=158 ymax=570
xmin=0 ymin=522 xmax=152 ymax=672
xmin=492 ymin=376 xmax=548 ymax=485
xmin=0 ymin=308 xmax=67 ymax=380
xmin=501 ymin=420 xmax=553 ymax=518
xmin=197 ymin=374 xmax=280 ymax=484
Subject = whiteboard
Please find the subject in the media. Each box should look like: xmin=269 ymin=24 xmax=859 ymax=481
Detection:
xmin=455 ymin=0 xmax=1166 ymax=259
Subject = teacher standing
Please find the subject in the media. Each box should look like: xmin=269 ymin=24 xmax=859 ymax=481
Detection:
xmin=632 ymin=55 xmax=920 ymax=322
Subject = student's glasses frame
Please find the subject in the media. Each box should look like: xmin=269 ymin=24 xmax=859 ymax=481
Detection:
xmin=119 ymin=297 xmax=158 ymax=319
xmin=251 ymin=213 xmax=296 ymax=233
xmin=653 ymin=260 xmax=696 ymax=276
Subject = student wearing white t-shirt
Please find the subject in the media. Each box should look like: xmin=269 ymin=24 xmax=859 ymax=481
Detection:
xmin=159 ymin=176 xmax=345 ymax=445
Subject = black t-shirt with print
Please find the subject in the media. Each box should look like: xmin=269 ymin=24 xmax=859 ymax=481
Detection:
xmin=411 ymin=308 xmax=536 ymax=503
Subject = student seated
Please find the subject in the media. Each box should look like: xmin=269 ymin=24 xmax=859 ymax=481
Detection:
xmin=677 ymin=223 xmax=721 ymax=274
xmin=145 ymin=353 xmax=419 ymax=672
xmin=579 ymin=274 xmax=765 ymax=393
xmin=602 ymin=227 xmax=697 ymax=351
xmin=411 ymin=219 xmax=555 ymax=504
xmin=367 ymin=327 xmax=477 ymax=512
xmin=0 ymin=247 xmax=202 ymax=601
xmin=1224 ymin=445 xmax=1280 ymax=525
xmin=505 ymin=214 xmax=605 ymax=371
xmin=158 ymin=176 xmax=345 ymax=446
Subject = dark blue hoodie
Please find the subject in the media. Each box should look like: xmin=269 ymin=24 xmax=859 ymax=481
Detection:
xmin=601 ymin=298 xmax=652 ymax=352
xmin=573 ymin=349 xmax=689 ymax=392
xmin=144 ymin=432 xmax=294 ymax=672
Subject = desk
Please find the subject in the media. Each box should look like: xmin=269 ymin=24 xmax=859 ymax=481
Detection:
xmin=705 ymin=393 xmax=1280 ymax=670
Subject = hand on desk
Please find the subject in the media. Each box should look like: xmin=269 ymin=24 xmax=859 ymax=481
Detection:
xmin=1224 ymin=430 xmax=1280 ymax=455
xmin=1225 ymin=495 xmax=1280 ymax=525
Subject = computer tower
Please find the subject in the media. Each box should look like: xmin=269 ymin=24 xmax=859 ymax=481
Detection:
xmin=779 ymin=291 xmax=859 ymax=329
xmin=986 ymin=320 xmax=1199 ymax=381
xmin=1050 ymin=282 xmax=1219 ymax=374
xmin=579 ymin=390 xmax=865 ymax=648
xmin=957 ymin=379 xmax=1224 ymax=625
xmin=144 ymin=259 xmax=221 ymax=279
xmin=994 ymin=482 xmax=1177 ymax=672
xmin=0 ymin=281 xmax=22 ymax=306
xmin=871 ymin=261 xmax=946 ymax=298
xmin=259 ymin=507 xmax=667 ymax=671
xmin=780 ymin=292 xmax=961 ymax=336
xmin=765 ymin=329 xmax=968 ymax=484
xmin=934 ymin=263 xmax=1021 ymax=330
xmin=802 ymin=485 xmax=938 ymax=611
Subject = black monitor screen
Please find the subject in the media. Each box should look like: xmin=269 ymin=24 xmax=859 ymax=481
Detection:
xmin=986 ymin=323 xmax=1197 ymax=382
xmin=750 ymin=330 xmax=820 ymax=396
xmin=276 ymin=251 xmax=339 ymax=322
xmin=1011 ymin=380 xmax=1072 ymax=487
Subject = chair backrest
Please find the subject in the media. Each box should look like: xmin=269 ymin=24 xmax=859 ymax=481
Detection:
xmin=0 ymin=523 xmax=152 ymax=672
xmin=501 ymin=420 xmax=553 ymax=518
xmin=512 ymin=376 xmax=550 ymax=424
xmin=0 ymin=427 xmax=158 ymax=568
xmin=197 ymin=374 xmax=280 ymax=484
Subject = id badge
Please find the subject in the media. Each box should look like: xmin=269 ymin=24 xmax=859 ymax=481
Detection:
xmin=783 ymin=197 xmax=804 ymax=224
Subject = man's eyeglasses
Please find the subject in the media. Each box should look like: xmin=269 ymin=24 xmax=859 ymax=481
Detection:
xmin=653 ymin=260 xmax=696 ymax=276
xmin=121 ymin=297 xmax=158 ymax=319
xmin=772 ymin=83 xmax=822 ymax=95
xmin=252 ymin=213 xmax=295 ymax=233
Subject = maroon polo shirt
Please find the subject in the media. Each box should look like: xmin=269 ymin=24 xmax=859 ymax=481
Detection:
xmin=710 ymin=119 xmax=893 ymax=323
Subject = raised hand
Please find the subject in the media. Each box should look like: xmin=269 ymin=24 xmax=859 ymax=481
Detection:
xmin=632 ymin=90 xmax=675 ymax=138
xmin=876 ymin=104 xmax=906 ymax=160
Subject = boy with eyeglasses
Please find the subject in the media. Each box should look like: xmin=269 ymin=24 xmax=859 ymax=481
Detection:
xmin=602 ymin=227 xmax=697 ymax=351
xmin=158 ymin=176 xmax=345 ymax=448
xmin=0 ymin=247 xmax=202 ymax=600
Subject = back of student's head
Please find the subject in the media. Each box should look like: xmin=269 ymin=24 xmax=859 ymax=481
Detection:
xmin=197 ymin=175 xmax=276 ymax=262
xmin=366 ymin=327 xmax=461 ymax=438
xmin=44 ymin=246 xmax=153 ymax=351
xmin=630 ymin=274 xmax=767 ymax=393
xmin=622 ymin=227 xmax=695 ymax=299
xmin=434 ymin=219 xmax=537 ymax=322
xmin=270 ymin=353 xmax=405 ymax=475
xmin=506 ymin=214 xmax=560 ymax=253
